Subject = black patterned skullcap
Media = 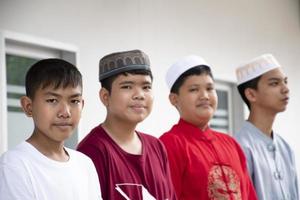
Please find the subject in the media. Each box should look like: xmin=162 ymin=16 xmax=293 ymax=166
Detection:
xmin=99 ymin=49 xmax=151 ymax=81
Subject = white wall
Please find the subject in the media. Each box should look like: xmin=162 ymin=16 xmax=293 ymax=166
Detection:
xmin=1 ymin=0 xmax=299 ymax=173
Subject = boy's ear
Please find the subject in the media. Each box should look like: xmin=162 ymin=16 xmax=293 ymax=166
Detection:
xmin=20 ymin=96 xmax=33 ymax=117
xmin=169 ymin=93 xmax=178 ymax=107
xmin=245 ymin=88 xmax=257 ymax=103
xmin=99 ymin=88 xmax=109 ymax=106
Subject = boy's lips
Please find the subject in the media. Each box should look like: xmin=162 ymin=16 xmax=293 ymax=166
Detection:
xmin=196 ymin=102 xmax=211 ymax=107
xmin=130 ymin=104 xmax=147 ymax=113
xmin=282 ymin=97 xmax=289 ymax=103
xmin=130 ymin=104 xmax=146 ymax=108
xmin=53 ymin=122 xmax=72 ymax=127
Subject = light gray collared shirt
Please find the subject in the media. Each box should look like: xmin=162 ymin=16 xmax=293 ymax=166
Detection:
xmin=235 ymin=121 xmax=299 ymax=200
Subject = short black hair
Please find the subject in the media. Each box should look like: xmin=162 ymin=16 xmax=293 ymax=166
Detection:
xmin=100 ymin=69 xmax=153 ymax=93
xmin=237 ymin=75 xmax=262 ymax=110
xmin=25 ymin=58 xmax=82 ymax=99
xmin=170 ymin=65 xmax=213 ymax=94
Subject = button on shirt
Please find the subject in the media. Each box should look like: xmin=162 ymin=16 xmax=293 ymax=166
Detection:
xmin=234 ymin=121 xmax=299 ymax=200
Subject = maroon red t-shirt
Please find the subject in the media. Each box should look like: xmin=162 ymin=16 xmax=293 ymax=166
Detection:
xmin=77 ymin=125 xmax=176 ymax=200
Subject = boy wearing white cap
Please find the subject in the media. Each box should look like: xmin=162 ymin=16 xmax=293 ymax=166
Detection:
xmin=235 ymin=54 xmax=299 ymax=200
xmin=160 ymin=55 xmax=257 ymax=200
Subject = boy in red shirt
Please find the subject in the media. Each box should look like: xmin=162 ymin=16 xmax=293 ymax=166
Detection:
xmin=160 ymin=55 xmax=257 ymax=200
xmin=77 ymin=50 xmax=176 ymax=200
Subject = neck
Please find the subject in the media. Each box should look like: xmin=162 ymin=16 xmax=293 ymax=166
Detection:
xmin=102 ymin=116 xmax=142 ymax=155
xmin=102 ymin=117 xmax=137 ymax=142
xmin=248 ymin=107 xmax=276 ymax=138
xmin=26 ymin=131 xmax=68 ymax=162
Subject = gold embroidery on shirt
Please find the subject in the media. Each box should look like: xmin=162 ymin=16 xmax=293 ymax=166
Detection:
xmin=207 ymin=165 xmax=242 ymax=200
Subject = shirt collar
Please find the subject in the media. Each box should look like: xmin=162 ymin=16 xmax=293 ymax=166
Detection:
xmin=244 ymin=121 xmax=278 ymax=147
xmin=176 ymin=118 xmax=216 ymax=141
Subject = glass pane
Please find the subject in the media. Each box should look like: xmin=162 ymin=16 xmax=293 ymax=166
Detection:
xmin=6 ymin=54 xmax=37 ymax=86
xmin=6 ymin=54 xmax=78 ymax=149
xmin=211 ymin=90 xmax=229 ymax=133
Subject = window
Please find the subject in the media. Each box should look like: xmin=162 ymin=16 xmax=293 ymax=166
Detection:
xmin=211 ymin=81 xmax=244 ymax=135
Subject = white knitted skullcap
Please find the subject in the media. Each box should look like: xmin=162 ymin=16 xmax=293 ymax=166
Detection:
xmin=236 ymin=54 xmax=281 ymax=85
xmin=166 ymin=55 xmax=210 ymax=89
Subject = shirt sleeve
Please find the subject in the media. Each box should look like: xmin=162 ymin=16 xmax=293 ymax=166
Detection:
xmin=160 ymin=134 xmax=186 ymax=199
xmin=0 ymin=162 xmax=35 ymax=200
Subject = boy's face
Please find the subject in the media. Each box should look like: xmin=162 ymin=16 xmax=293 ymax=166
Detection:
xmin=248 ymin=68 xmax=289 ymax=113
xmin=100 ymin=74 xmax=153 ymax=124
xmin=169 ymin=74 xmax=217 ymax=127
xmin=21 ymin=85 xmax=84 ymax=143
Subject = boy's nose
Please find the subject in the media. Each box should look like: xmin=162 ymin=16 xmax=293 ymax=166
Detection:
xmin=58 ymin=103 xmax=71 ymax=118
xmin=199 ymin=90 xmax=209 ymax=100
xmin=282 ymin=83 xmax=289 ymax=94
xmin=133 ymin=88 xmax=145 ymax=100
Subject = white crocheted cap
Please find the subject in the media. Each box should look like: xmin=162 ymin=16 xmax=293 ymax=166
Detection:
xmin=166 ymin=55 xmax=210 ymax=90
xmin=236 ymin=54 xmax=281 ymax=85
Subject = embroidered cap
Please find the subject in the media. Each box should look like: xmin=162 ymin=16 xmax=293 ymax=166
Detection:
xmin=99 ymin=49 xmax=151 ymax=81
xmin=236 ymin=54 xmax=281 ymax=85
xmin=166 ymin=55 xmax=211 ymax=90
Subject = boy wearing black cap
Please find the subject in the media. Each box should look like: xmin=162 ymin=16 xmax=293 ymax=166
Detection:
xmin=234 ymin=54 xmax=299 ymax=200
xmin=77 ymin=50 xmax=176 ymax=200
xmin=160 ymin=55 xmax=257 ymax=200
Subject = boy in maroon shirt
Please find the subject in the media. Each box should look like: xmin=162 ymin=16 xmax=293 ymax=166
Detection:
xmin=77 ymin=50 xmax=176 ymax=200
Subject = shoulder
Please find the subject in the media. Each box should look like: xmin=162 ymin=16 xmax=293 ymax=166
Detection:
xmin=138 ymin=132 xmax=166 ymax=152
xmin=0 ymin=143 xmax=33 ymax=187
xmin=212 ymin=129 xmax=247 ymax=153
xmin=77 ymin=125 xmax=109 ymax=151
xmin=159 ymin=125 xmax=182 ymax=143
xmin=274 ymin=134 xmax=295 ymax=154
xmin=212 ymin=129 xmax=236 ymax=143
xmin=159 ymin=128 xmax=187 ymax=155
xmin=0 ymin=142 xmax=31 ymax=167
xmin=67 ymin=148 xmax=93 ymax=162
xmin=233 ymin=124 xmax=254 ymax=147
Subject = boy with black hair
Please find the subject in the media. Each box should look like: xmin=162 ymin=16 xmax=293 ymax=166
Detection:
xmin=234 ymin=54 xmax=299 ymax=200
xmin=0 ymin=58 xmax=101 ymax=200
xmin=160 ymin=55 xmax=257 ymax=200
xmin=77 ymin=49 xmax=176 ymax=200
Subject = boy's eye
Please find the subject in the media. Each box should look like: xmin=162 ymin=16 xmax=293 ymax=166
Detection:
xmin=46 ymin=99 xmax=58 ymax=103
xmin=207 ymin=86 xmax=215 ymax=91
xmin=143 ymin=85 xmax=152 ymax=90
xmin=121 ymin=85 xmax=132 ymax=89
xmin=71 ymin=99 xmax=81 ymax=104
xmin=269 ymin=82 xmax=278 ymax=86
xmin=188 ymin=88 xmax=198 ymax=92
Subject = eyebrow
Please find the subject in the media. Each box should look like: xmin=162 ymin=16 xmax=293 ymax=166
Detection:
xmin=43 ymin=92 xmax=82 ymax=98
xmin=267 ymin=77 xmax=288 ymax=81
xmin=188 ymin=82 xmax=214 ymax=87
xmin=119 ymin=81 xmax=152 ymax=85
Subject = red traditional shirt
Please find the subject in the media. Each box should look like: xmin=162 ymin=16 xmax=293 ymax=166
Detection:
xmin=77 ymin=125 xmax=176 ymax=200
xmin=160 ymin=119 xmax=257 ymax=200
